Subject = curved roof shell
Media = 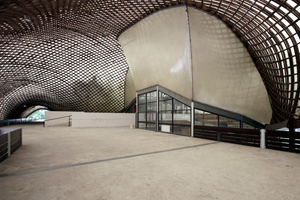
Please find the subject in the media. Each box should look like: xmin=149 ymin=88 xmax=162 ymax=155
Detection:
xmin=0 ymin=0 xmax=300 ymax=124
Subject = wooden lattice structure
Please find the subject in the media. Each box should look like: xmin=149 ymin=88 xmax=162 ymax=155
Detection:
xmin=1 ymin=0 xmax=300 ymax=124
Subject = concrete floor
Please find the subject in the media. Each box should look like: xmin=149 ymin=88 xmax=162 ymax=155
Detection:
xmin=0 ymin=124 xmax=299 ymax=200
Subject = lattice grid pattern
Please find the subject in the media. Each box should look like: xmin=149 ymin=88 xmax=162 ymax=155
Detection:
xmin=0 ymin=0 xmax=300 ymax=124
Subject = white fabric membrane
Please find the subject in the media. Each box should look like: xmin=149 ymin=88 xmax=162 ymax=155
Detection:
xmin=119 ymin=6 xmax=272 ymax=124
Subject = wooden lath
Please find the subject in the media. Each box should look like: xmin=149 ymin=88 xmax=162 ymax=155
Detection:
xmin=0 ymin=0 xmax=299 ymax=124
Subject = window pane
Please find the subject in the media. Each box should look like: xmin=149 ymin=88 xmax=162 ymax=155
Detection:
xmin=139 ymin=113 xmax=146 ymax=122
xmin=159 ymin=100 xmax=172 ymax=111
xmin=219 ymin=116 xmax=240 ymax=128
xmin=195 ymin=110 xmax=218 ymax=126
xmin=147 ymin=91 xmax=157 ymax=102
xmin=139 ymin=94 xmax=146 ymax=104
xmin=138 ymin=104 xmax=146 ymax=112
xmin=159 ymin=92 xmax=171 ymax=100
xmin=174 ymin=99 xmax=190 ymax=111
xmin=173 ymin=110 xmax=190 ymax=125
xmin=159 ymin=111 xmax=172 ymax=124
xmin=139 ymin=123 xmax=146 ymax=129
xmin=147 ymin=112 xmax=156 ymax=122
xmin=147 ymin=123 xmax=156 ymax=131
xmin=243 ymin=123 xmax=254 ymax=129
xmin=147 ymin=102 xmax=157 ymax=112
xmin=195 ymin=109 xmax=204 ymax=115
xmin=159 ymin=124 xmax=171 ymax=133
xmin=173 ymin=126 xmax=190 ymax=136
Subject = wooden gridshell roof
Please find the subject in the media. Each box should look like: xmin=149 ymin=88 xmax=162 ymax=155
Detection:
xmin=0 ymin=0 xmax=300 ymax=124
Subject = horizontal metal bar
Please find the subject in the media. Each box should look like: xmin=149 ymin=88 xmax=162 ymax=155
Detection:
xmin=195 ymin=125 xmax=261 ymax=134
xmin=44 ymin=115 xmax=72 ymax=122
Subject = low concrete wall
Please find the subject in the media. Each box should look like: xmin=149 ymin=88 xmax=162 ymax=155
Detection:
xmin=0 ymin=128 xmax=20 ymax=134
xmin=45 ymin=111 xmax=76 ymax=127
xmin=72 ymin=113 xmax=135 ymax=128
xmin=0 ymin=128 xmax=22 ymax=163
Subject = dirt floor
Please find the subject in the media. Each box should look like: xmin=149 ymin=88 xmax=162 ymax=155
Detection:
xmin=0 ymin=124 xmax=299 ymax=200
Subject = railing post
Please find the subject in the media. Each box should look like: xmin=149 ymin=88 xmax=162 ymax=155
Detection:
xmin=288 ymin=119 xmax=295 ymax=152
xmin=20 ymin=129 xmax=22 ymax=147
xmin=260 ymin=129 xmax=266 ymax=149
xmin=289 ymin=132 xmax=295 ymax=152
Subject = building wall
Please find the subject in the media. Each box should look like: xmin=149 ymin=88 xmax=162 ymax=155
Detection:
xmin=45 ymin=111 xmax=135 ymax=128
xmin=119 ymin=5 xmax=272 ymax=124
xmin=45 ymin=111 xmax=74 ymax=127
xmin=72 ymin=113 xmax=135 ymax=128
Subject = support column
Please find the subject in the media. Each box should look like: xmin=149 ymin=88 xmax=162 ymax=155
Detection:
xmin=260 ymin=129 xmax=266 ymax=149
xmin=156 ymin=86 xmax=159 ymax=132
xmin=7 ymin=132 xmax=11 ymax=157
xmin=191 ymin=102 xmax=194 ymax=137
xmin=20 ymin=129 xmax=22 ymax=147
xmin=135 ymin=92 xmax=138 ymax=128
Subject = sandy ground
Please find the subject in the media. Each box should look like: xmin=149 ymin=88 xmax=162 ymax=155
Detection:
xmin=0 ymin=124 xmax=299 ymax=200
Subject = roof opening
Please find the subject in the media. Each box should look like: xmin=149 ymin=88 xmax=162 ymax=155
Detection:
xmin=26 ymin=109 xmax=48 ymax=120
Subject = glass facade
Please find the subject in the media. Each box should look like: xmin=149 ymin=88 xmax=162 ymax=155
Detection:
xmin=138 ymin=88 xmax=258 ymax=136
xmin=195 ymin=110 xmax=218 ymax=126
xmin=138 ymin=90 xmax=191 ymax=136
xmin=138 ymin=122 xmax=146 ymax=129
xmin=138 ymin=91 xmax=156 ymax=130
xmin=219 ymin=116 xmax=240 ymax=128
xmin=159 ymin=92 xmax=191 ymax=136
xmin=243 ymin=123 xmax=254 ymax=129
xmin=173 ymin=125 xmax=191 ymax=136
xmin=194 ymin=109 xmax=241 ymax=128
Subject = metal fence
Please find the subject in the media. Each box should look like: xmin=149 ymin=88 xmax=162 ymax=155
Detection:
xmin=0 ymin=118 xmax=39 ymax=127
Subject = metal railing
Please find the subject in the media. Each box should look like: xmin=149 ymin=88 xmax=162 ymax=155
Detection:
xmin=194 ymin=125 xmax=261 ymax=147
xmin=124 ymin=98 xmax=136 ymax=113
xmin=0 ymin=118 xmax=39 ymax=127
xmin=265 ymin=130 xmax=300 ymax=153
xmin=43 ymin=115 xmax=72 ymax=127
